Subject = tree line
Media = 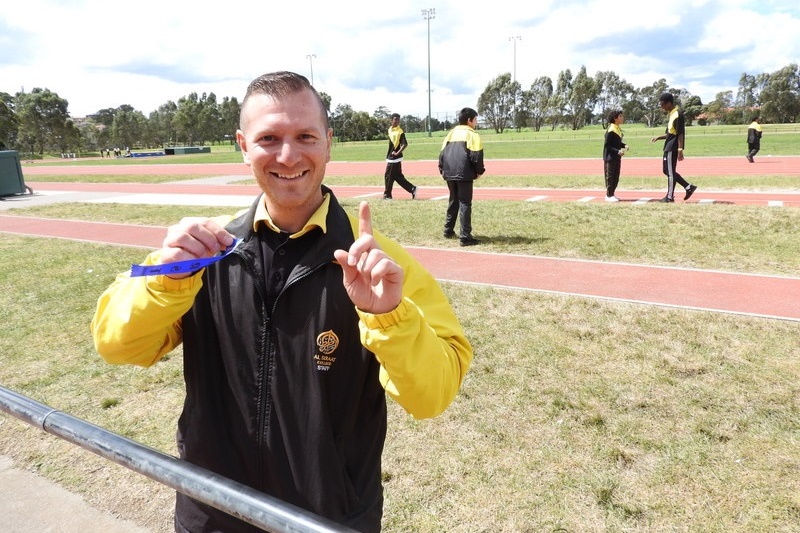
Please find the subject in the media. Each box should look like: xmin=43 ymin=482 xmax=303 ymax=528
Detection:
xmin=479 ymin=62 xmax=800 ymax=133
xmin=1 ymin=63 xmax=798 ymax=156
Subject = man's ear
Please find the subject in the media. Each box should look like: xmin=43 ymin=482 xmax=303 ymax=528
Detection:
xmin=236 ymin=130 xmax=249 ymax=164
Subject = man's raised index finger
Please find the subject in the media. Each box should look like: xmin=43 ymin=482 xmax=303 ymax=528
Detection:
xmin=358 ymin=201 xmax=373 ymax=237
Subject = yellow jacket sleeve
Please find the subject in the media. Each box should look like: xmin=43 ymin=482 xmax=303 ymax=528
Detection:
xmin=90 ymin=249 xmax=203 ymax=367
xmin=358 ymin=231 xmax=473 ymax=419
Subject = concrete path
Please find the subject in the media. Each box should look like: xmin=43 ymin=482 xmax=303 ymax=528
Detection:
xmin=0 ymin=456 xmax=150 ymax=533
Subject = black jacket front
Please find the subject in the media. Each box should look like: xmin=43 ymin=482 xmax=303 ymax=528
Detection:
xmin=175 ymin=189 xmax=386 ymax=533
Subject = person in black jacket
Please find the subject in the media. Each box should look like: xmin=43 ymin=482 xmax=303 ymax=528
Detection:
xmin=650 ymin=93 xmax=697 ymax=203
xmin=438 ymin=107 xmax=485 ymax=246
xmin=602 ymin=109 xmax=628 ymax=202
xmin=92 ymin=71 xmax=472 ymax=533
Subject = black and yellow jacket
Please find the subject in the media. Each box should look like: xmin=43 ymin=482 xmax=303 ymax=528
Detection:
xmin=438 ymin=124 xmax=485 ymax=181
xmin=662 ymin=106 xmax=685 ymax=153
xmin=603 ymin=123 xmax=626 ymax=161
xmin=91 ymin=188 xmax=472 ymax=533
xmin=386 ymin=125 xmax=407 ymax=162
xmin=747 ymin=121 xmax=763 ymax=145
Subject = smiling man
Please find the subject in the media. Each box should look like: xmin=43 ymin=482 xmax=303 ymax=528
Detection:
xmin=91 ymin=71 xmax=472 ymax=533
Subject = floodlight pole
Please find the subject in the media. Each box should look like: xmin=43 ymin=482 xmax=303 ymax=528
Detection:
xmin=509 ymin=36 xmax=521 ymax=82
xmin=422 ymin=8 xmax=435 ymax=137
xmin=306 ymin=54 xmax=317 ymax=86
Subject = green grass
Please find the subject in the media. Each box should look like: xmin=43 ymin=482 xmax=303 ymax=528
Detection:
xmin=1 ymin=232 xmax=798 ymax=532
xmin=25 ymin=173 xmax=223 ymax=183
xmin=2 ymin=148 xmax=800 ymax=532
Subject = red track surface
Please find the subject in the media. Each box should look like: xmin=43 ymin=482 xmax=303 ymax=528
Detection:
xmin=4 ymin=157 xmax=800 ymax=321
xmin=21 ymin=156 xmax=800 ymax=177
xmin=19 ymin=180 xmax=800 ymax=208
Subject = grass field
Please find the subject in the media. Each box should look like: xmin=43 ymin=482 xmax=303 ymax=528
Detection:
xmin=2 ymin=138 xmax=799 ymax=532
xmin=21 ymin=122 xmax=800 ymax=165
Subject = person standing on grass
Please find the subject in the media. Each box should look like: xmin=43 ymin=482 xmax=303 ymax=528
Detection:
xmin=650 ymin=93 xmax=697 ymax=203
xmin=746 ymin=115 xmax=763 ymax=163
xmin=603 ymin=109 xmax=628 ymax=202
xmin=383 ymin=113 xmax=417 ymax=199
xmin=91 ymin=71 xmax=472 ymax=533
xmin=439 ymin=107 xmax=484 ymax=246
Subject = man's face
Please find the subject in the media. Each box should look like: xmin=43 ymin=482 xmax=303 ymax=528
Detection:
xmin=391 ymin=116 xmax=400 ymax=127
xmin=659 ymin=100 xmax=672 ymax=113
xmin=236 ymin=89 xmax=332 ymax=215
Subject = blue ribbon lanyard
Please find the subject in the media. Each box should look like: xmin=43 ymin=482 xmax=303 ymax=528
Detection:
xmin=130 ymin=238 xmax=241 ymax=277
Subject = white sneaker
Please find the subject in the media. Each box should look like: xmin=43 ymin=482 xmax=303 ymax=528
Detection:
xmin=605 ymin=196 xmax=619 ymax=202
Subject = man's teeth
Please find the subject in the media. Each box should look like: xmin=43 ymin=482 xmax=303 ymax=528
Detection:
xmin=276 ymin=171 xmax=305 ymax=179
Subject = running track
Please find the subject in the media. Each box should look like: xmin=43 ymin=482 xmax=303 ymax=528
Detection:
xmin=3 ymin=157 xmax=800 ymax=322
xmin=19 ymin=155 xmax=800 ymax=177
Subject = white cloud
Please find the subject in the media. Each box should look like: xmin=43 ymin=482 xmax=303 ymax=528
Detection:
xmin=1 ymin=0 xmax=798 ymax=117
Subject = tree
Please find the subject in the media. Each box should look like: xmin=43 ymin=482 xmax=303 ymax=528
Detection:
xmin=112 ymin=105 xmax=146 ymax=149
xmin=477 ymin=73 xmax=519 ymax=133
xmin=55 ymin=120 xmax=82 ymax=154
xmin=76 ymin=119 xmax=102 ymax=152
xmin=373 ymin=106 xmax=391 ymax=121
xmin=636 ymin=79 xmax=669 ymax=127
xmin=595 ymin=71 xmax=634 ymax=127
xmin=735 ymin=73 xmax=760 ymax=123
xmin=147 ymin=101 xmax=178 ymax=147
xmin=551 ymin=69 xmax=573 ymax=130
xmin=680 ymin=93 xmax=704 ymax=125
xmin=198 ymin=92 xmax=221 ymax=145
xmin=566 ymin=66 xmax=597 ymax=130
xmin=759 ymin=64 xmax=800 ymax=123
xmin=523 ymin=76 xmax=553 ymax=132
xmin=90 ymin=108 xmax=116 ymax=128
xmin=0 ymin=91 xmax=17 ymax=148
xmin=705 ymin=91 xmax=734 ymax=124
xmin=219 ymin=96 xmax=240 ymax=145
xmin=331 ymin=104 xmax=358 ymax=142
xmin=401 ymin=114 xmax=424 ymax=134
xmin=318 ymin=92 xmax=332 ymax=117
xmin=174 ymin=92 xmax=202 ymax=145
xmin=14 ymin=88 xmax=72 ymax=156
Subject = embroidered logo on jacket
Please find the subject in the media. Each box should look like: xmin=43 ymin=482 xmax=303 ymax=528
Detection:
xmin=314 ymin=330 xmax=339 ymax=371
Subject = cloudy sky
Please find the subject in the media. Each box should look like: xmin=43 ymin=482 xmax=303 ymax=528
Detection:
xmin=1 ymin=0 xmax=798 ymax=119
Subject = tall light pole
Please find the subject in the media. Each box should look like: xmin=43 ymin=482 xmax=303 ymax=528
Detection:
xmin=306 ymin=54 xmax=317 ymax=86
xmin=509 ymin=36 xmax=521 ymax=82
xmin=421 ymin=8 xmax=435 ymax=137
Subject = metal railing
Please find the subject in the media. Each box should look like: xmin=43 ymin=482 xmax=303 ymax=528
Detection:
xmin=0 ymin=385 xmax=356 ymax=533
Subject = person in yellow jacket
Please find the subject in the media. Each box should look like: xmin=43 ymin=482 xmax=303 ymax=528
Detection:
xmin=383 ymin=113 xmax=417 ymax=199
xmin=746 ymin=115 xmax=763 ymax=163
xmin=91 ymin=71 xmax=472 ymax=533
